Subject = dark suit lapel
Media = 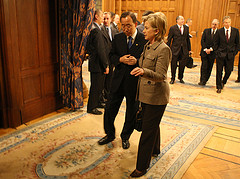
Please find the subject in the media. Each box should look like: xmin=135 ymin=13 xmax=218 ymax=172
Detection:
xmin=220 ymin=28 xmax=228 ymax=43
xmin=229 ymin=28 xmax=234 ymax=42
xmin=101 ymin=26 xmax=110 ymax=41
xmin=175 ymin=24 xmax=181 ymax=35
xmin=119 ymin=33 xmax=128 ymax=52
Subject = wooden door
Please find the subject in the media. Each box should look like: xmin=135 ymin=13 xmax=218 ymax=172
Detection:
xmin=0 ymin=0 xmax=61 ymax=127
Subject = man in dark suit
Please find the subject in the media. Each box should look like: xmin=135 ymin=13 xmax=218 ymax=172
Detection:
xmin=101 ymin=12 xmax=115 ymax=101
xmin=214 ymin=16 xmax=240 ymax=93
xmin=98 ymin=12 xmax=147 ymax=149
xmin=185 ymin=18 xmax=197 ymax=69
xmin=199 ymin=19 xmax=219 ymax=86
xmin=167 ymin=16 xmax=191 ymax=84
xmin=136 ymin=10 xmax=154 ymax=33
xmin=110 ymin=13 xmax=119 ymax=35
xmin=86 ymin=9 xmax=109 ymax=115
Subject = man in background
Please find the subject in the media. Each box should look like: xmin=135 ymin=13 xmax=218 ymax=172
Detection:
xmin=86 ymin=9 xmax=109 ymax=115
xmin=101 ymin=12 xmax=115 ymax=101
xmin=214 ymin=16 xmax=239 ymax=93
xmin=185 ymin=18 xmax=197 ymax=68
xmin=111 ymin=13 xmax=120 ymax=34
xmin=136 ymin=10 xmax=154 ymax=33
xmin=167 ymin=15 xmax=191 ymax=84
xmin=199 ymin=19 xmax=219 ymax=86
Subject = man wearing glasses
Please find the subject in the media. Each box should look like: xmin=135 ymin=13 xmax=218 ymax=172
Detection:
xmin=98 ymin=12 xmax=147 ymax=149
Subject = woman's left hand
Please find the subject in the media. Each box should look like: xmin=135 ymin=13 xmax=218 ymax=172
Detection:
xmin=130 ymin=67 xmax=144 ymax=76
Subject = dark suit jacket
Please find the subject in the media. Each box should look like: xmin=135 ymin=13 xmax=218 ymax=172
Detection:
xmin=86 ymin=22 xmax=109 ymax=72
xmin=200 ymin=28 xmax=217 ymax=58
xmin=136 ymin=23 xmax=144 ymax=33
xmin=167 ymin=24 xmax=191 ymax=56
xmin=101 ymin=25 xmax=112 ymax=56
xmin=213 ymin=27 xmax=240 ymax=60
xmin=110 ymin=31 xmax=147 ymax=93
xmin=110 ymin=22 xmax=119 ymax=37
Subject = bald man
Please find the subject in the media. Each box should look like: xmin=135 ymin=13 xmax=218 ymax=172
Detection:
xmin=199 ymin=19 xmax=219 ymax=86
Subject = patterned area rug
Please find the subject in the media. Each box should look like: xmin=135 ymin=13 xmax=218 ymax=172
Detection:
xmin=0 ymin=107 xmax=215 ymax=179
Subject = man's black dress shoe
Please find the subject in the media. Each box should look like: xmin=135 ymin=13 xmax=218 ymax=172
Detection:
xmin=169 ymin=79 xmax=175 ymax=84
xmin=179 ymin=79 xmax=185 ymax=84
xmin=152 ymin=153 xmax=159 ymax=157
xmin=130 ymin=169 xmax=147 ymax=178
xmin=216 ymin=89 xmax=221 ymax=93
xmin=192 ymin=64 xmax=197 ymax=68
xmin=122 ymin=139 xmax=130 ymax=149
xmin=87 ymin=108 xmax=102 ymax=115
xmin=98 ymin=135 xmax=115 ymax=145
xmin=198 ymin=82 xmax=206 ymax=86
xmin=235 ymin=79 xmax=240 ymax=83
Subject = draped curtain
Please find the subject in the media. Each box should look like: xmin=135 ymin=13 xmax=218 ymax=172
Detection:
xmin=60 ymin=0 xmax=95 ymax=110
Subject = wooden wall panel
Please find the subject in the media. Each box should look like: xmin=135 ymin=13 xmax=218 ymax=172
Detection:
xmin=21 ymin=74 xmax=42 ymax=103
xmin=16 ymin=0 xmax=40 ymax=70
xmin=114 ymin=0 xmax=181 ymax=31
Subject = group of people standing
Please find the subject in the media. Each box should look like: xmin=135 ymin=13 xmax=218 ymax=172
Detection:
xmin=86 ymin=10 xmax=170 ymax=177
xmin=85 ymin=9 xmax=239 ymax=178
xmin=199 ymin=16 xmax=239 ymax=93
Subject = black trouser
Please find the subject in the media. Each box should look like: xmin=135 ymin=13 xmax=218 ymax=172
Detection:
xmin=103 ymin=79 xmax=138 ymax=140
xmin=136 ymin=103 xmax=167 ymax=171
xmin=200 ymin=55 xmax=215 ymax=83
xmin=87 ymin=72 xmax=105 ymax=111
xmin=171 ymin=48 xmax=188 ymax=80
xmin=103 ymin=64 xmax=114 ymax=101
xmin=216 ymin=56 xmax=234 ymax=89
xmin=237 ymin=55 xmax=240 ymax=80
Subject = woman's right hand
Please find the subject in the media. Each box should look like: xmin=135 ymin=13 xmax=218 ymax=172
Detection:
xmin=130 ymin=67 xmax=144 ymax=76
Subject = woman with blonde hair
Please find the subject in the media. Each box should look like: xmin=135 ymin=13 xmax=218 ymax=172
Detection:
xmin=130 ymin=12 xmax=171 ymax=177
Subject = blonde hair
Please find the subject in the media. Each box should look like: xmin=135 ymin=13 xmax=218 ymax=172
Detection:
xmin=145 ymin=12 xmax=167 ymax=41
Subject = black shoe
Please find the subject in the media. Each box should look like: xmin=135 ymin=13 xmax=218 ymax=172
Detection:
xmin=130 ymin=169 xmax=147 ymax=178
xmin=179 ymin=79 xmax=185 ymax=84
xmin=152 ymin=153 xmax=160 ymax=157
xmin=169 ymin=79 xmax=175 ymax=84
xmin=122 ymin=139 xmax=130 ymax=149
xmin=192 ymin=64 xmax=197 ymax=68
xmin=87 ymin=108 xmax=102 ymax=115
xmin=198 ymin=82 xmax=206 ymax=86
xmin=98 ymin=135 xmax=115 ymax=145
xmin=235 ymin=79 xmax=240 ymax=83
xmin=216 ymin=89 xmax=221 ymax=93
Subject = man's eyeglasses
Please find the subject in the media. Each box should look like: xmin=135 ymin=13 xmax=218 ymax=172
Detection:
xmin=121 ymin=24 xmax=132 ymax=29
